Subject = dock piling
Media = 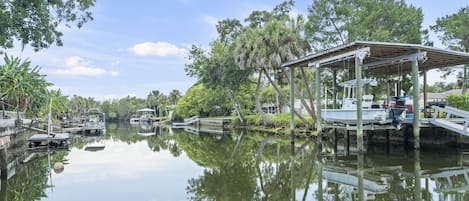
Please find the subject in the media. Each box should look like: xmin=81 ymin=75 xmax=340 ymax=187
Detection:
xmin=314 ymin=63 xmax=322 ymax=132
xmin=355 ymin=51 xmax=367 ymax=152
xmin=412 ymin=58 xmax=420 ymax=149
xmin=290 ymin=68 xmax=295 ymax=143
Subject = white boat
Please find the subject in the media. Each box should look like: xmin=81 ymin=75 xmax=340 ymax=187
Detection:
xmin=321 ymin=79 xmax=389 ymax=125
xmin=136 ymin=108 xmax=157 ymax=123
xmin=82 ymin=108 xmax=106 ymax=134
xmin=136 ymin=123 xmax=156 ymax=136
xmin=129 ymin=115 xmax=140 ymax=124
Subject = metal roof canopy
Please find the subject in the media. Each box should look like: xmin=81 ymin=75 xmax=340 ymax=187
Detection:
xmin=281 ymin=41 xmax=469 ymax=75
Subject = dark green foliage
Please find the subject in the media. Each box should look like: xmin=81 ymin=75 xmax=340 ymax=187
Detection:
xmin=447 ymin=93 xmax=469 ymax=111
xmin=0 ymin=0 xmax=95 ymax=51
xmin=0 ymin=55 xmax=50 ymax=114
xmin=431 ymin=6 xmax=469 ymax=52
xmin=306 ymin=0 xmax=424 ymax=50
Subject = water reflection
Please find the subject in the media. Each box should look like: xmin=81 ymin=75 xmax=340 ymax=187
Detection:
xmin=1 ymin=123 xmax=469 ymax=200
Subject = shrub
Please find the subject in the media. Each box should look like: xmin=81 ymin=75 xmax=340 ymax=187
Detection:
xmin=447 ymin=93 xmax=469 ymax=111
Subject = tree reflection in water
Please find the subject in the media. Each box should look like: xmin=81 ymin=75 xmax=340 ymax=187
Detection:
xmin=3 ymin=124 xmax=469 ymax=200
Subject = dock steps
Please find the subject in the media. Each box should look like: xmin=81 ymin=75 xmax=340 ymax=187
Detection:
xmin=429 ymin=106 xmax=469 ymax=136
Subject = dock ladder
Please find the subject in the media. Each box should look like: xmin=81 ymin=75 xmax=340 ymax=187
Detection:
xmin=429 ymin=106 xmax=469 ymax=136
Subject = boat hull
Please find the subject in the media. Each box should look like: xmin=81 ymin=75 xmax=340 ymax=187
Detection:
xmin=321 ymin=109 xmax=387 ymax=125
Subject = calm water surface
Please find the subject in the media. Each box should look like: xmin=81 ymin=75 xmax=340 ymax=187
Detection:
xmin=0 ymin=123 xmax=468 ymax=201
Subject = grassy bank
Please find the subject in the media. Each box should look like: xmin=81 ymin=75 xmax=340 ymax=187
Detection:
xmin=229 ymin=114 xmax=317 ymax=137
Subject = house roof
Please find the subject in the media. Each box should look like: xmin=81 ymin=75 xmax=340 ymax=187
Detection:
xmin=421 ymin=89 xmax=462 ymax=99
xmin=282 ymin=41 xmax=469 ymax=75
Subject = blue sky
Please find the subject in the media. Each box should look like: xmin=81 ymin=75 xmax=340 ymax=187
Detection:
xmin=6 ymin=0 xmax=469 ymax=100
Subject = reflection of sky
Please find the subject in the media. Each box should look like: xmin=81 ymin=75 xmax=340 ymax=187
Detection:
xmin=42 ymin=140 xmax=204 ymax=201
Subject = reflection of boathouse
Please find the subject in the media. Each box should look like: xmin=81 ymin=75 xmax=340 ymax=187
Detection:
xmin=315 ymin=144 xmax=469 ymax=200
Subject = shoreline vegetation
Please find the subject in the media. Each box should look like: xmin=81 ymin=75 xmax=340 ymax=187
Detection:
xmin=1 ymin=0 xmax=469 ymax=140
xmin=230 ymin=115 xmax=316 ymax=137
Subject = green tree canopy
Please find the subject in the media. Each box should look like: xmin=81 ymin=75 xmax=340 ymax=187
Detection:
xmin=306 ymin=0 xmax=424 ymax=50
xmin=0 ymin=0 xmax=95 ymax=51
xmin=431 ymin=6 xmax=469 ymax=92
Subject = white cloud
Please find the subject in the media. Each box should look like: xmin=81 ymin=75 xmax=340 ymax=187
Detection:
xmin=51 ymin=56 xmax=106 ymax=77
xmin=111 ymin=60 xmax=121 ymax=66
xmin=111 ymin=71 xmax=119 ymax=77
xmin=129 ymin=42 xmax=186 ymax=57
xmin=202 ymin=15 xmax=219 ymax=26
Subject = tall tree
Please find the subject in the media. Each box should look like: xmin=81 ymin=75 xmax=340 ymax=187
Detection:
xmin=185 ymin=42 xmax=253 ymax=124
xmin=306 ymin=0 xmax=423 ymax=50
xmin=168 ymin=89 xmax=182 ymax=106
xmin=431 ymin=6 xmax=469 ymax=93
xmin=0 ymin=0 xmax=95 ymax=51
xmin=234 ymin=17 xmax=313 ymax=126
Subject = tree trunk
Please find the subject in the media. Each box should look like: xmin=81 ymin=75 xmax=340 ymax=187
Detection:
xmin=281 ymin=69 xmax=315 ymax=119
xmin=226 ymin=89 xmax=245 ymax=125
xmin=255 ymin=70 xmax=272 ymax=125
xmin=300 ymin=67 xmax=317 ymax=120
xmin=261 ymin=67 xmax=309 ymax=126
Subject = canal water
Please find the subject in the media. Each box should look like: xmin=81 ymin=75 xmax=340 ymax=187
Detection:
xmin=0 ymin=123 xmax=468 ymax=200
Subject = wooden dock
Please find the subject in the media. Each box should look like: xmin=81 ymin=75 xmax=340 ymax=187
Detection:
xmin=172 ymin=116 xmax=231 ymax=127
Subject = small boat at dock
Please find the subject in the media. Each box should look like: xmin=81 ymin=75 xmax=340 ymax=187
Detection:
xmin=321 ymin=79 xmax=404 ymax=126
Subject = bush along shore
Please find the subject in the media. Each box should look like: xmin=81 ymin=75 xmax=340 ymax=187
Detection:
xmin=228 ymin=114 xmax=317 ymax=137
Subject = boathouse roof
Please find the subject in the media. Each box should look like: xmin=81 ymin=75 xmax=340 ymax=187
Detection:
xmin=282 ymin=41 xmax=469 ymax=75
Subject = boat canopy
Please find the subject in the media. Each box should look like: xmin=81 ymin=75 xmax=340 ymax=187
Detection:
xmin=137 ymin=108 xmax=155 ymax=112
xmin=338 ymin=79 xmax=377 ymax=87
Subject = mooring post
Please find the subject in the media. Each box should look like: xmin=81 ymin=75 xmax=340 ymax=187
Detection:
xmin=412 ymin=58 xmax=420 ymax=149
xmin=314 ymin=63 xmax=322 ymax=132
xmin=355 ymin=51 xmax=367 ymax=152
xmin=290 ymin=67 xmax=295 ymax=144
xmin=423 ymin=70 xmax=428 ymax=117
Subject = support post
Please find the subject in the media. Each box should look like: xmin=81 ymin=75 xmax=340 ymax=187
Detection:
xmin=412 ymin=59 xmax=420 ymax=149
xmin=290 ymin=67 xmax=295 ymax=143
xmin=332 ymin=70 xmax=337 ymax=109
xmin=386 ymin=79 xmax=391 ymax=108
xmin=423 ymin=70 xmax=428 ymax=117
xmin=355 ymin=51 xmax=367 ymax=152
xmin=364 ymin=70 xmax=369 ymax=95
xmin=315 ymin=63 xmax=322 ymax=132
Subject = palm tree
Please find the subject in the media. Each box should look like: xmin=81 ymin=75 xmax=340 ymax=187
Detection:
xmin=234 ymin=17 xmax=313 ymax=126
xmin=168 ymin=89 xmax=182 ymax=106
xmin=0 ymin=55 xmax=50 ymax=115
